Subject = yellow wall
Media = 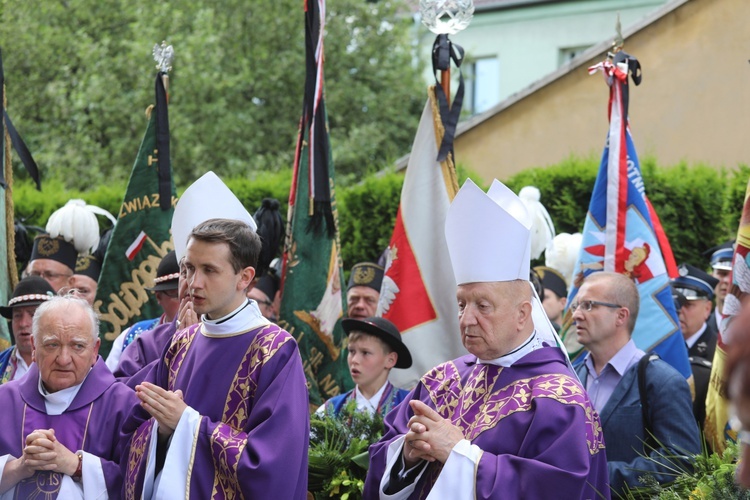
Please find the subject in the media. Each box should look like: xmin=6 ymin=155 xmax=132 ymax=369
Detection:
xmin=455 ymin=0 xmax=750 ymax=182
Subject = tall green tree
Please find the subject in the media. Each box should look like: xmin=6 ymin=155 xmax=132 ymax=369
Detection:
xmin=0 ymin=0 xmax=423 ymax=188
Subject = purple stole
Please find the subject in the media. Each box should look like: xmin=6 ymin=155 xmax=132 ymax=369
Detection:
xmin=125 ymin=322 xmax=295 ymax=499
xmin=415 ymin=360 xmax=604 ymax=496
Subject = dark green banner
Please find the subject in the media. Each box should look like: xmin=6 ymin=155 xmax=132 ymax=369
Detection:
xmin=95 ymin=85 xmax=176 ymax=356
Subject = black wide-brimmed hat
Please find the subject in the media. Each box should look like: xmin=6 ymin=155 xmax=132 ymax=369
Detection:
xmin=342 ymin=316 xmax=412 ymax=369
xmin=145 ymin=250 xmax=179 ymax=292
xmin=0 ymin=276 xmax=55 ymax=318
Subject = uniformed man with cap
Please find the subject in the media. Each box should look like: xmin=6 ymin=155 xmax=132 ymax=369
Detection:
xmin=26 ymin=199 xmax=107 ymax=293
xmin=706 ymin=241 xmax=733 ymax=333
xmin=71 ymin=254 xmax=102 ymax=306
xmin=347 ymin=262 xmax=384 ymax=320
xmin=534 ymin=265 xmax=568 ymax=331
xmin=671 ymin=263 xmax=720 ymax=428
xmin=0 ymin=276 xmax=55 ymax=384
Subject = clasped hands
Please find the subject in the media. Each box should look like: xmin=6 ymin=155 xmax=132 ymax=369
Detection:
xmin=136 ymin=382 xmax=188 ymax=437
xmin=15 ymin=429 xmax=79 ymax=478
xmin=403 ymin=400 xmax=464 ymax=468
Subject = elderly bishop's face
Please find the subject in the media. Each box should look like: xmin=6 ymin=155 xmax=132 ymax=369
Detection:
xmin=457 ymin=281 xmax=529 ymax=360
xmin=33 ymin=305 xmax=100 ymax=393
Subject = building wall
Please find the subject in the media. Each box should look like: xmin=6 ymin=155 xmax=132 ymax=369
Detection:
xmin=416 ymin=0 xmax=667 ymax=109
xmin=453 ymin=0 xmax=750 ymax=182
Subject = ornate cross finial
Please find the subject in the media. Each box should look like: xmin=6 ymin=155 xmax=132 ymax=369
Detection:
xmin=612 ymin=13 xmax=624 ymax=52
xmin=153 ymin=41 xmax=174 ymax=73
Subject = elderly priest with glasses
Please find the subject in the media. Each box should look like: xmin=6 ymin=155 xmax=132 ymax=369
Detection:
xmin=364 ymin=179 xmax=609 ymax=499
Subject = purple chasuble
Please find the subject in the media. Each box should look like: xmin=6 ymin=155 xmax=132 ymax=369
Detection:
xmin=122 ymin=322 xmax=310 ymax=499
xmin=364 ymin=347 xmax=610 ymax=499
xmin=0 ymin=357 xmax=139 ymax=498
xmin=114 ymin=320 xmax=176 ymax=384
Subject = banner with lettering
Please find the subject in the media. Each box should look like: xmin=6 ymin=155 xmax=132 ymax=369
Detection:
xmin=95 ymin=71 xmax=176 ymax=356
xmin=277 ymin=0 xmax=351 ymax=409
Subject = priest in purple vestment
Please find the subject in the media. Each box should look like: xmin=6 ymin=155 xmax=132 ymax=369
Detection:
xmin=364 ymin=179 xmax=610 ymax=499
xmin=121 ymin=207 xmax=309 ymax=498
xmin=0 ymin=295 xmax=138 ymax=499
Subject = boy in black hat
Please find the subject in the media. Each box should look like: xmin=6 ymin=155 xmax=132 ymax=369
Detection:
xmin=321 ymin=317 xmax=411 ymax=418
xmin=0 ymin=276 xmax=55 ymax=384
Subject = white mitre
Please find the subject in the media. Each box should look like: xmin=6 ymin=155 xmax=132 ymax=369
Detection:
xmin=445 ymin=178 xmax=567 ymax=355
xmin=171 ymin=171 xmax=257 ymax=261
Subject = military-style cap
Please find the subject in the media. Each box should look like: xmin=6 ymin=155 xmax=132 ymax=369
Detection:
xmin=75 ymin=254 xmax=102 ymax=282
xmin=343 ymin=316 xmax=412 ymax=369
xmin=671 ymin=263 xmax=719 ymax=301
xmin=254 ymin=273 xmax=279 ymax=300
xmin=0 ymin=276 xmax=55 ymax=318
xmin=534 ymin=266 xmax=567 ymax=299
xmin=30 ymin=234 xmax=78 ymax=272
xmin=347 ymin=262 xmax=384 ymax=292
xmin=709 ymin=241 xmax=734 ymax=271
xmin=145 ymin=251 xmax=179 ymax=291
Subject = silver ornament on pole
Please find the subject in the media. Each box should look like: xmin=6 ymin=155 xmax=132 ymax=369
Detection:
xmin=419 ymin=0 xmax=474 ymax=35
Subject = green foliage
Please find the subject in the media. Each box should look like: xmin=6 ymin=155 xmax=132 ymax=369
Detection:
xmin=308 ymin=401 xmax=385 ymax=499
xmin=10 ymin=157 xmax=750 ymax=272
xmin=338 ymin=170 xmax=403 ymax=269
xmin=0 ymin=0 xmax=423 ymax=188
xmin=506 ymin=156 xmax=741 ymax=267
xmin=723 ymin=165 xmax=750 ymax=240
xmin=505 ymin=155 xmax=599 ymax=235
xmin=621 ymin=441 xmax=749 ymax=500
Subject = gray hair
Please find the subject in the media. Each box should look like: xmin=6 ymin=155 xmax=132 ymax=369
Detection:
xmin=32 ymin=295 xmax=99 ymax=344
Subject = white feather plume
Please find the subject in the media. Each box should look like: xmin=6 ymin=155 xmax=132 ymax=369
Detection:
xmin=518 ymin=186 xmax=555 ymax=260
xmin=545 ymin=232 xmax=583 ymax=286
xmin=45 ymin=199 xmax=107 ymax=255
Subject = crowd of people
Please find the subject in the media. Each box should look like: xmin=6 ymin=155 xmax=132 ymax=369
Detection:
xmin=0 ymin=175 xmax=747 ymax=499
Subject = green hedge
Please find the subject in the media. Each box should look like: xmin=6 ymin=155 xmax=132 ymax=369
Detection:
xmin=10 ymin=157 xmax=748 ymax=273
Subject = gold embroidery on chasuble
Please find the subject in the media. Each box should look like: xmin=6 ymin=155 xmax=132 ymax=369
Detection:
xmin=210 ymin=326 xmax=294 ymax=498
xmin=422 ymin=363 xmax=604 ymax=454
xmin=166 ymin=326 xmax=199 ymax=392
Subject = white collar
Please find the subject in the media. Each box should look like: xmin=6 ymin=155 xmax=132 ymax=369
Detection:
xmin=202 ymin=299 xmax=270 ymax=336
xmin=479 ymin=330 xmax=544 ymax=368
xmin=686 ymin=322 xmax=708 ymax=349
xmin=38 ymin=369 xmax=90 ymax=416
xmin=354 ymin=382 xmax=389 ymax=415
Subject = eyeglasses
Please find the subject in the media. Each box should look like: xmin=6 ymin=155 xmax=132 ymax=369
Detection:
xmin=570 ymin=300 xmax=622 ymax=312
xmin=29 ymin=270 xmax=72 ymax=281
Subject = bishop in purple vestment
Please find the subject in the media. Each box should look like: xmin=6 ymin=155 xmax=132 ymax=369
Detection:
xmin=0 ymin=296 xmax=138 ymax=499
xmin=121 ymin=217 xmax=309 ymax=499
xmin=363 ymin=180 xmax=610 ymax=499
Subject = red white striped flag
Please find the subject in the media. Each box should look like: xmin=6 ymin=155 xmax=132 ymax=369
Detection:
xmin=125 ymin=231 xmax=147 ymax=261
xmin=377 ymin=89 xmax=467 ymax=389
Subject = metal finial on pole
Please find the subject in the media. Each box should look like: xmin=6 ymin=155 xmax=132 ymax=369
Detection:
xmin=153 ymin=41 xmax=174 ymax=74
xmin=612 ymin=13 xmax=624 ymax=54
